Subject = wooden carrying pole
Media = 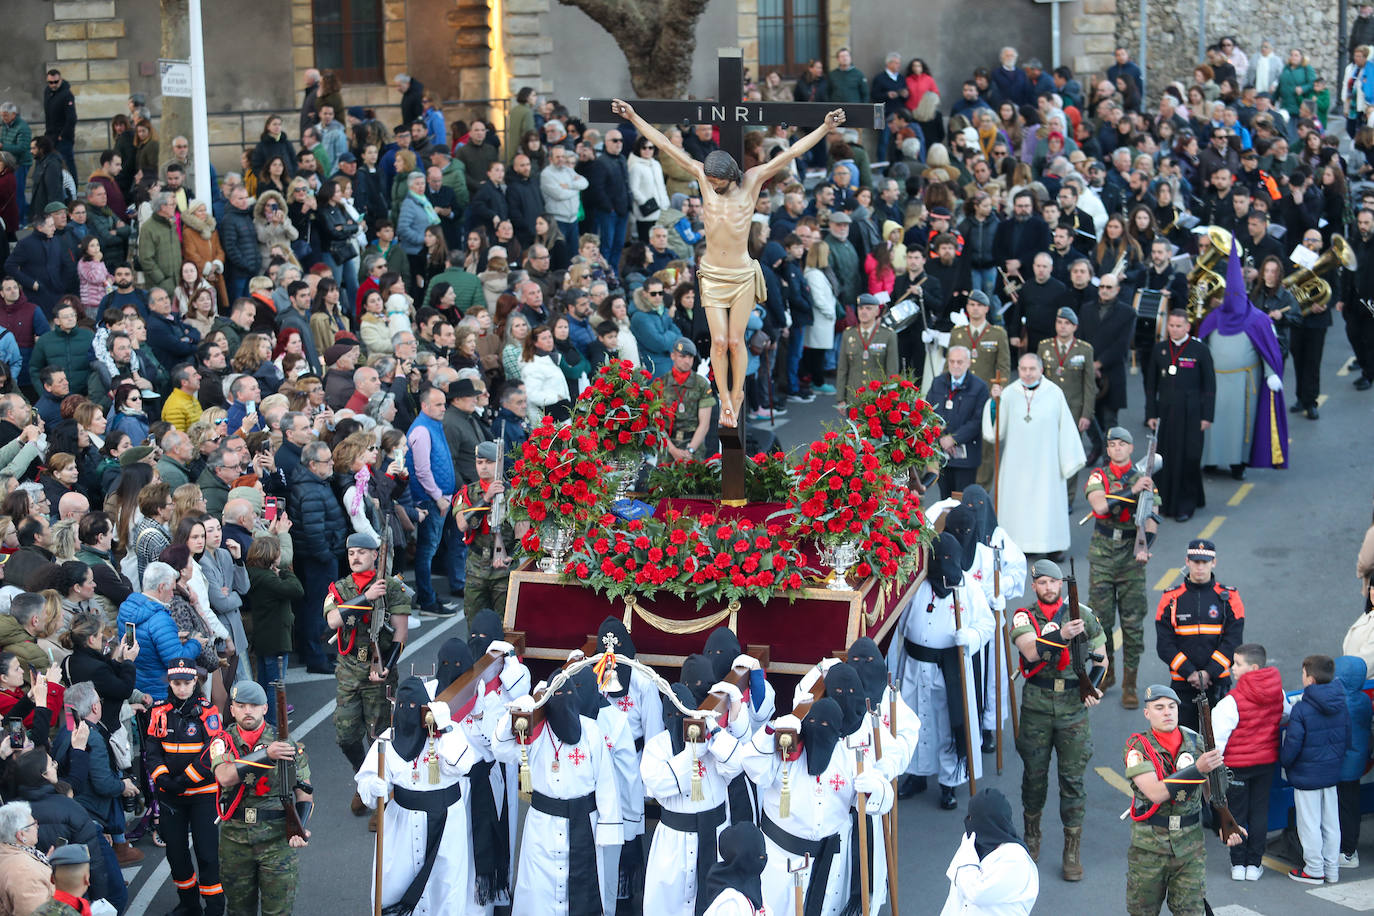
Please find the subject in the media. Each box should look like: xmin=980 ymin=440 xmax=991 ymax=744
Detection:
xmin=990 ymin=372 xmax=1006 ymax=512
xmin=993 ymin=549 xmax=1003 ymax=776
xmin=373 ymin=736 xmax=386 ymax=916
xmin=871 ymin=704 xmax=898 ymax=916
xmin=854 ymin=744 xmax=870 ymax=916
xmin=952 ymin=590 xmax=977 ymax=797
xmin=886 ymin=680 xmax=900 ymax=916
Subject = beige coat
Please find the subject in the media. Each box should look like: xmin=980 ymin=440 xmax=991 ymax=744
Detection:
xmin=0 ymin=843 xmax=55 ymax=916
xmin=181 ymin=208 xmax=229 ymax=306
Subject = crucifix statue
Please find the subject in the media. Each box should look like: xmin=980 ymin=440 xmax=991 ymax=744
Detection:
xmin=586 ymin=49 xmax=881 ymax=499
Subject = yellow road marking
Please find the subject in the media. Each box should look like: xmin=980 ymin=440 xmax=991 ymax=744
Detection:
xmin=1153 ymin=568 xmax=1180 ymax=591
xmin=1317 ymin=394 xmax=1329 ymax=407
xmin=1338 ymin=358 xmax=1355 ymax=377
xmin=1113 ymin=627 xmax=1122 ymax=647
xmin=1197 ymin=516 xmax=1225 ymax=539
xmin=1227 ymin=484 xmax=1252 ymax=506
xmin=1096 ymin=765 xmax=1134 ymax=798
xmin=1263 ymin=854 xmax=1289 ymax=873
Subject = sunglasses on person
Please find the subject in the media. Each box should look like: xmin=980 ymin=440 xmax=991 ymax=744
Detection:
xmin=646 ymin=289 xmax=663 ymax=297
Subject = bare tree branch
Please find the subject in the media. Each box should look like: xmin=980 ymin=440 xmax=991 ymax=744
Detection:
xmin=556 ymin=0 xmax=713 ymax=97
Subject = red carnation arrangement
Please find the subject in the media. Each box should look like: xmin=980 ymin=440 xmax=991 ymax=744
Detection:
xmin=845 ymin=374 xmax=944 ymax=476
xmin=508 ymin=416 xmax=612 ymax=552
xmin=785 ymin=431 xmax=891 ymax=551
xmin=571 ymin=360 xmax=668 ymax=460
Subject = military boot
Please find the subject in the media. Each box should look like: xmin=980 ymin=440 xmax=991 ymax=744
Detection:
xmin=1024 ymin=812 xmax=1041 ymax=862
xmin=1062 ymin=826 xmax=1083 ymax=881
xmin=1121 ymin=668 xmax=1139 ymax=709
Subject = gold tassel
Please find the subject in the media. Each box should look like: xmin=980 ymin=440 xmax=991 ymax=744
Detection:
xmin=427 ymin=739 xmax=440 ymax=785
xmin=690 ymin=748 xmax=704 ymax=803
xmin=779 ymin=762 xmax=791 ymax=819
xmin=516 ymin=717 xmax=533 ymax=800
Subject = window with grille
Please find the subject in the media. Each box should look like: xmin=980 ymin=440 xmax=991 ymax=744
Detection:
xmin=758 ymin=0 xmax=826 ymax=77
xmin=313 ymin=0 xmax=383 ymax=84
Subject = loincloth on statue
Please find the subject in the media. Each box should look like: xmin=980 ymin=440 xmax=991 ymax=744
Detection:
xmin=698 ymin=260 xmax=765 ymax=312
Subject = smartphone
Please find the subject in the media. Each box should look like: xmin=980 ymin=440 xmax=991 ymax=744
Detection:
xmin=265 ymin=497 xmax=279 ymax=522
xmin=246 ymin=401 xmax=257 ymax=415
xmin=124 ymin=622 xmax=135 ymax=648
xmin=64 ymin=708 xmax=77 ymax=732
xmin=5 ymin=718 xmax=24 ymax=749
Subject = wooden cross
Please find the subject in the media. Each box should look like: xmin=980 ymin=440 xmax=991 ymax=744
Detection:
xmin=581 ymin=48 xmax=882 ymax=168
xmin=583 ymin=50 xmax=880 ymax=504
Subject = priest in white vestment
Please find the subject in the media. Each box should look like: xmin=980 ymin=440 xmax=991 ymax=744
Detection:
xmin=981 ymin=352 xmax=1086 ymax=555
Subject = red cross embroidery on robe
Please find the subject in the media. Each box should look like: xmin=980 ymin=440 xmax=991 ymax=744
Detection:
xmin=616 ymin=696 xmax=635 ymax=712
xmin=882 ymin=714 xmax=891 ymax=730
xmin=829 ymin=774 xmax=847 ymax=791
xmin=569 ymin=748 xmax=587 ymax=766
xmin=972 ymin=570 xmax=984 ymax=581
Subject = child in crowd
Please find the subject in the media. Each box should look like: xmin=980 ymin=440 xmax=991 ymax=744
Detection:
xmin=1213 ymin=643 xmax=1288 ymax=881
xmin=1334 ymin=656 xmax=1373 ymax=869
xmin=1281 ymin=654 xmax=1352 ymax=885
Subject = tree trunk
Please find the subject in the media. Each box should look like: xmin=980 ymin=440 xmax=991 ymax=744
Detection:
xmin=159 ymin=0 xmax=191 ymax=184
xmin=556 ymin=0 xmax=712 ymax=99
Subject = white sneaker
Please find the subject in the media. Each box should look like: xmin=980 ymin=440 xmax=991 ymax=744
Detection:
xmin=1231 ymin=866 xmax=1246 ymax=881
xmin=1327 ymin=872 xmax=1341 ymax=884
xmin=1245 ymin=865 xmax=1263 ymax=881
xmin=1341 ymin=851 xmax=1360 ymax=868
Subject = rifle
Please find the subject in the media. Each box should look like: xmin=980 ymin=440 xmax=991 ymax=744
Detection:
xmin=274 ymin=657 xmax=308 ymax=843
xmin=491 ymin=439 xmax=509 ymax=569
xmin=1194 ymin=692 xmax=1244 ymax=844
xmin=1134 ymin=432 xmax=1159 ymax=558
xmin=1065 ymin=560 xmax=1098 ymax=704
xmin=368 ymin=539 xmax=395 ymax=681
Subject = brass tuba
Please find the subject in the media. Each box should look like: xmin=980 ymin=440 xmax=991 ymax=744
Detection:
xmin=1284 ymin=234 xmax=1357 ymax=316
xmin=1185 ymin=226 xmax=1232 ymax=325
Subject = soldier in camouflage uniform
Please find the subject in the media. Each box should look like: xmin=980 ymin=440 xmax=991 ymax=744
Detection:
xmin=1125 ymin=684 xmax=1244 ymax=916
xmin=323 ymin=531 xmax=410 ymax=824
xmin=211 ymin=680 xmax=314 ymax=916
xmin=948 ymin=291 xmax=1011 ymax=489
xmin=30 ymin=844 xmax=92 ymax=916
xmin=1037 ymin=307 xmax=1097 ymax=509
xmin=836 ymin=294 xmax=900 ymax=405
xmin=659 ymin=338 xmax=715 ymax=461
xmin=1084 ymin=426 xmax=1157 ymax=708
xmin=453 ymin=441 xmax=524 ymax=627
xmin=1010 ymin=558 xmax=1106 ymax=881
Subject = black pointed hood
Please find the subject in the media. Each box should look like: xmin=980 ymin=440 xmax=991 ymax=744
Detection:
xmin=663 ymin=682 xmax=698 ymax=755
xmin=930 ymin=532 xmax=965 ymax=599
xmin=944 ymin=505 xmax=979 ymax=571
xmin=468 ymin=609 xmax=505 ymax=657
xmin=703 ymin=626 xmax=742 ymax=680
xmin=700 ymin=822 xmax=767 ymax=911
xmin=846 ymin=637 xmax=888 ymax=707
xmin=965 ymin=787 xmax=1026 ymax=859
xmin=680 ymin=654 xmax=716 ymax=705
xmin=960 ymin=484 xmax=996 ymax=545
xmin=800 ymin=697 xmax=842 ymax=777
xmin=596 ymin=616 xmax=637 ymax=658
xmin=823 ymin=663 xmax=867 ymax=737
xmin=570 ymin=667 xmax=608 ymax=719
xmin=545 ymin=675 xmax=583 ymax=745
xmin=435 ymin=638 xmax=474 ymax=695
xmin=391 ymin=676 xmax=430 ymax=762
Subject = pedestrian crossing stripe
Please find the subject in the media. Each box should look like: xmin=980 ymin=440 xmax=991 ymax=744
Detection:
xmin=1210 ymin=907 xmax=1267 ymax=916
xmin=1337 ymin=357 xmax=1356 ymax=377
xmin=1316 ymin=394 xmax=1329 ymax=407
xmin=1307 ymin=876 xmax=1374 ymax=908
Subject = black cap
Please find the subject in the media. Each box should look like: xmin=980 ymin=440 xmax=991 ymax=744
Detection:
xmin=447 ymin=378 xmax=479 ymax=400
xmin=337 ymin=152 xmax=357 ymax=164
xmin=1186 ymin=538 xmax=1217 ymax=561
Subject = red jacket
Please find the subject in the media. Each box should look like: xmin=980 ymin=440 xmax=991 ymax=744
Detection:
xmin=1224 ymin=665 xmax=1284 ymax=768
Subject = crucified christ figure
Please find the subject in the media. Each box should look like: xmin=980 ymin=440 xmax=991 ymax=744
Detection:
xmin=611 ymin=99 xmax=846 ymax=427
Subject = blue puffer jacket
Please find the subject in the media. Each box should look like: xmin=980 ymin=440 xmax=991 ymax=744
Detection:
xmin=287 ymin=463 xmax=347 ymax=560
xmin=1336 ymin=656 xmax=1373 ymax=782
xmin=116 ymin=592 xmax=203 ymax=701
xmin=1281 ymin=679 xmax=1352 ymax=790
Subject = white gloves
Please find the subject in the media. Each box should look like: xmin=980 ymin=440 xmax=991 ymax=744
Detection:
xmin=509 ymin=696 xmax=535 ymax=715
xmin=773 ymin=714 xmax=802 ymax=732
xmin=1266 ymin=374 xmax=1283 ymax=392
xmin=989 ymin=594 xmax=1006 ymax=613
xmin=853 ymin=769 xmax=886 ymax=796
xmin=792 ymin=687 xmax=814 ymax=709
xmin=487 ymin=640 xmax=516 ymax=657
xmin=953 ymin=627 xmax=980 ymax=647
xmin=709 ymin=682 xmax=743 ymax=706
xmin=817 ymin=657 xmax=841 ymax=675
xmin=732 ymin=653 xmax=760 ymax=671
xmin=921 ymin=329 xmax=937 ymax=343
xmin=950 ymin=309 xmax=970 ymax=327
xmin=357 ymin=773 xmax=388 ymax=806
xmin=429 ymin=700 xmax=454 ymax=731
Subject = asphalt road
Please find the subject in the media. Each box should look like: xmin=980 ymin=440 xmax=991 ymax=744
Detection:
xmin=123 ymin=335 xmax=1373 ymax=915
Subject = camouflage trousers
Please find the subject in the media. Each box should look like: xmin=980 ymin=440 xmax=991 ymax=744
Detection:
xmin=220 ymin=828 xmax=298 ymax=916
xmin=1126 ymin=825 xmax=1207 ymax=916
xmin=1088 ymin=532 xmax=1147 ymax=672
xmin=1015 ymin=682 xmax=1093 ymax=827
xmin=334 ymin=655 xmax=396 ymax=750
xmin=464 ymin=546 xmax=511 ymax=628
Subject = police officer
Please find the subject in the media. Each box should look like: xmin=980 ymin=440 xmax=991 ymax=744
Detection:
xmin=1154 ymin=538 xmax=1245 ymax=731
xmin=324 ymin=531 xmax=411 ymax=825
xmin=1038 ymin=306 xmax=1098 ymax=507
xmin=1009 ymin=559 xmax=1105 ymax=881
xmin=1085 ymin=427 xmax=1157 ymax=708
xmin=453 ymin=440 xmax=525 ymax=625
xmin=660 ymin=337 xmax=715 ymax=461
xmin=211 ymin=680 xmax=313 ymax=916
xmin=1124 ymin=684 xmax=1244 ymax=916
xmin=146 ymin=658 xmax=225 ymax=916
xmin=836 ymin=293 xmax=900 ymax=405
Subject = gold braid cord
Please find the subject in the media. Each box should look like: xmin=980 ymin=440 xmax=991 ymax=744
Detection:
xmin=621 ymin=596 xmax=740 ymax=635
